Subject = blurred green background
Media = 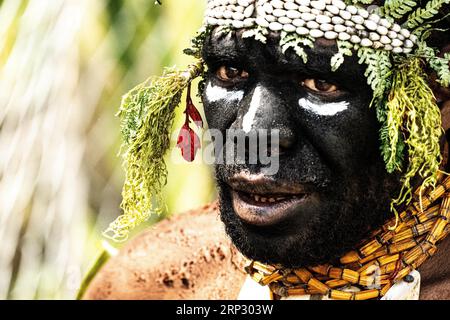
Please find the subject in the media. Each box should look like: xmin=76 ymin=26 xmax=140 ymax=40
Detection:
xmin=0 ymin=0 xmax=216 ymax=299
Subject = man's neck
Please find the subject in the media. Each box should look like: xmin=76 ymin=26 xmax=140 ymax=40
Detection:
xmin=419 ymin=235 xmax=450 ymax=299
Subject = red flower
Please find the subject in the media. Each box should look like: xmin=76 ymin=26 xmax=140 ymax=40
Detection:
xmin=176 ymin=123 xmax=200 ymax=162
xmin=176 ymin=83 xmax=203 ymax=162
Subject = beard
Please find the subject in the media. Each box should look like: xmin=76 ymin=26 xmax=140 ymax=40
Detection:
xmin=215 ymin=164 xmax=399 ymax=268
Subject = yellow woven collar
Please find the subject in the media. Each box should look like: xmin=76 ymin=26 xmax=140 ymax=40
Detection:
xmin=244 ymin=172 xmax=450 ymax=300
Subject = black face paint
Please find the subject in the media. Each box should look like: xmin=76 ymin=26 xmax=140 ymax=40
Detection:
xmin=201 ymin=30 xmax=403 ymax=268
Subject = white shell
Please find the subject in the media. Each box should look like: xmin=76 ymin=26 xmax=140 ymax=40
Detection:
xmin=380 ymin=35 xmax=391 ymax=44
xmin=311 ymin=0 xmax=326 ymax=10
xmin=400 ymin=29 xmax=411 ymax=38
xmin=243 ymin=18 xmax=254 ymax=27
xmin=283 ymin=23 xmax=297 ymax=32
xmin=238 ymin=0 xmax=250 ymax=6
xmin=263 ymin=3 xmax=274 ymax=14
xmin=287 ymin=10 xmax=302 ymax=19
xmin=223 ymin=10 xmax=233 ymax=19
xmin=295 ymin=0 xmax=311 ymax=5
xmin=284 ymin=2 xmax=299 ymax=10
xmin=387 ymin=31 xmax=397 ymax=39
xmin=391 ymin=39 xmax=402 ymax=47
xmin=360 ymin=38 xmax=373 ymax=47
xmin=310 ymin=29 xmax=325 ymax=38
xmin=331 ymin=0 xmax=346 ymax=10
xmin=265 ymin=14 xmax=276 ymax=22
xmin=350 ymin=34 xmax=361 ymax=44
xmin=393 ymin=47 xmax=403 ymax=53
xmin=232 ymin=20 xmax=244 ymax=28
xmin=326 ymin=5 xmax=340 ymax=15
xmin=316 ymin=14 xmax=331 ymax=24
xmin=278 ymin=16 xmax=292 ymax=24
xmin=369 ymin=32 xmax=380 ymax=41
xmin=331 ymin=16 xmax=344 ymax=25
xmin=320 ymin=23 xmax=334 ymax=31
xmin=256 ymin=16 xmax=269 ymax=27
xmin=269 ymin=21 xmax=283 ymax=31
xmin=301 ymin=12 xmax=316 ymax=20
xmin=347 ymin=5 xmax=357 ymax=14
xmin=244 ymin=4 xmax=255 ymax=17
xmin=271 ymin=0 xmax=284 ymax=9
xmin=358 ymin=9 xmax=369 ymax=19
xmin=338 ymin=32 xmax=350 ymax=41
xmin=298 ymin=5 xmax=311 ymax=13
xmin=339 ymin=10 xmax=351 ymax=20
xmin=377 ymin=25 xmax=388 ymax=35
xmin=334 ymin=24 xmax=346 ymax=33
xmin=379 ymin=18 xmax=391 ymax=28
xmin=392 ymin=23 xmax=402 ymax=33
xmin=232 ymin=12 xmax=245 ymax=20
xmin=292 ymin=18 xmax=306 ymax=27
xmin=324 ymin=30 xmax=338 ymax=39
xmin=364 ymin=20 xmax=378 ymax=31
xmin=273 ymin=8 xmax=287 ymax=17
xmin=351 ymin=15 xmax=364 ymax=25
xmin=404 ymin=39 xmax=414 ymax=48
xmin=296 ymin=26 xmax=310 ymax=35
xmin=307 ymin=20 xmax=319 ymax=29
xmin=368 ymin=13 xmax=380 ymax=23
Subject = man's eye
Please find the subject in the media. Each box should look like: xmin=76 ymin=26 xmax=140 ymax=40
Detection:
xmin=301 ymin=79 xmax=339 ymax=93
xmin=216 ymin=66 xmax=249 ymax=82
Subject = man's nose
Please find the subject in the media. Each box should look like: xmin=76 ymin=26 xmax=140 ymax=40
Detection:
xmin=231 ymin=84 xmax=297 ymax=152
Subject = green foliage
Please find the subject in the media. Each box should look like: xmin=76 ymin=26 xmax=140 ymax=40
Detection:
xmin=279 ymin=32 xmax=314 ymax=63
xmin=387 ymin=58 xmax=442 ymax=210
xmin=406 ymin=0 xmax=450 ymax=29
xmin=184 ymin=26 xmax=212 ymax=59
xmin=242 ymin=25 xmax=269 ymax=44
xmin=414 ymin=41 xmax=450 ymax=88
xmin=330 ymin=40 xmax=353 ymax=72
xmin=105 ymin=61 xmax=203 ymax=241
xmin=384 ymin=0 xmax=417 ymax=19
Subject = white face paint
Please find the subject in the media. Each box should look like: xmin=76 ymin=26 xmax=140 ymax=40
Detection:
xmin=242 ymin=86 xmax=262 ymax=133
xmin=205 ymin=82 xmax=244 ymax=103
xmin=298 ymin=97 xmax=349 ymax=116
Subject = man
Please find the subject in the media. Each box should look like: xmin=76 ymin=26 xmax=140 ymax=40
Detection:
xmin=81 ymin=0 xmax=450 ymax=299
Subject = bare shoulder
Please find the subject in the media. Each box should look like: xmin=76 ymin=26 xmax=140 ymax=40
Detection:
xmin=82 ymin=202 xmax=247 ymax=300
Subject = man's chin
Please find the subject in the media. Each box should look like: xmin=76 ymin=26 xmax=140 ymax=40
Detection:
xmin=218 ymin=183 xmax=392 ymax=268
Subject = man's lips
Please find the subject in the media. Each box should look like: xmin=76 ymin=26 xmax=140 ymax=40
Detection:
xmin=227 ymin=173 xmax=315 ymax=226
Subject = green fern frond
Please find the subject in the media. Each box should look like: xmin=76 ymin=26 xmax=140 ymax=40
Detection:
xmin=242 ymin=25 xmax=269 ymax=44
xmin=279 ymin=32 xmax=314 ymax=63
xmin=406 ymin=0 xmax=450 ymax=29
xmin=384 ymin=0 xmax=417 ymax=19
xmin=331 ymin=40 xmax=354 ymax=72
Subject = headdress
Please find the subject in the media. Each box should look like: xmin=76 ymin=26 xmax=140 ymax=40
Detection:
xmin=104 ymin=0 xmax=450 ymax=242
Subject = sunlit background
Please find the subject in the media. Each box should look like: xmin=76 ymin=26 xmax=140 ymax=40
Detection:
xmin=0 ymin=0 xmax=216 ymax=299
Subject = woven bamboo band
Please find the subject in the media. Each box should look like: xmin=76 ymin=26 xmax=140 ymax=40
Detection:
xmin=245 ymin=172 xmax=450 ymax=300
xmin=204 ymin=0 xmax=417 ymax=53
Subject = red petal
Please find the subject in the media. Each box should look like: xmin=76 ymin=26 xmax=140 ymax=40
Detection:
xmin=176 ymin=124 xmax=201 ymax=162
xmin=187 ymin=103 xmax=203 ymax=128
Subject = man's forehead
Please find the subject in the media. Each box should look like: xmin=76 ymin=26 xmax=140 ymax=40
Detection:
xmin=203 ymin=29 xmax=368 ymax=85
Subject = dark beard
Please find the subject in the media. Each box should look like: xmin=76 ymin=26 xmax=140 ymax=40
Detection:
xmin=217 ymin=174 xmax=396 ymax=268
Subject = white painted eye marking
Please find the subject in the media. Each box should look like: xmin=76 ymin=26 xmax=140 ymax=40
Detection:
xmin=242 ymin=86 xmax=262 ymax=133
xmin=205 ymin=82 xmax=244 ymax=103
xmin=298 ymin=97 xmax=349 ymax=116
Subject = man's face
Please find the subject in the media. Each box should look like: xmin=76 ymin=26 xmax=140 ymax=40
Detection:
xmin=201 ymin=30 xmax=403 ymax=268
